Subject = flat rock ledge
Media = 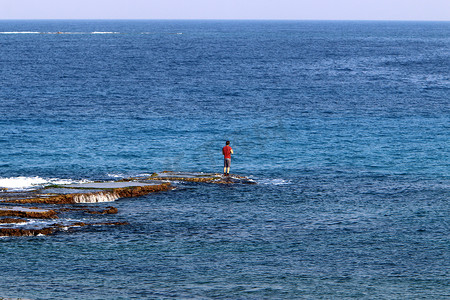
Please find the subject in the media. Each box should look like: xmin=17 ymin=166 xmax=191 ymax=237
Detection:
xmin=0 ymin=227 xmax=55 ymax=237
xmin=0 ymin=218 xmax=28 ymax=224
xmin=0 ymin=206 xmax=58 ymax=219
xmin=4 ymin=182 xmax=172 ymax=204
xmin=146 ymin=171 xmax=256 ymax=185
xmin=0 ymin=172 xmax=255 ymax=237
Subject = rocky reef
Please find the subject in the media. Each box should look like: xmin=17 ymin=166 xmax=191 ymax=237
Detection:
xmin=146 ymin=171 xmax=256 ymax=184
xmin=0 ymin=227 xmax=55 ymax=237
xmin=0 ymin=172 xmax=254 ymax=237
xmin=4 ymin=182 xmax=172 ymax=204
xmin=0 ymin=221 xmax=130 ymax=237
xmin=0 ymin=218 xmax=27 ymax=224
xmin=0 ymin=206 xmax=58 ymax=219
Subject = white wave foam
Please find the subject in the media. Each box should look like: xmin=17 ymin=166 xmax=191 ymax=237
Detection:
xmin=257 ymin=178 xmax=292 ymax=186
xmin=107 ymin=173 xmax=156 ymax=180
xmin=107 ymin=173 xmax=125 ymax=178
xmin=91 ymin=32 xmax=120 ymax=34
xmin=136 ymin=173 xmax=154 ymax=178
xmin=74 ymin=192 xmax=119 ymax=203
xmin=0 ymin=176 xmax=47 ymax=190
xmin=0 ymin=176 xmax=90 ymax=191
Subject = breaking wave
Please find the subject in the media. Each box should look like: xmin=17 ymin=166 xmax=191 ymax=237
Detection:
xmin=73 ymin=192 xmax=119 ymax=203
xmin=0 ymin=176 xmax=90 ymax=191
xmin=106 ymin=173 xmax=125 ymax=179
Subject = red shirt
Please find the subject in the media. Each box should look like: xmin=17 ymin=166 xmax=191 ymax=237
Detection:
xmin=222 ymin=145 xmax=233 ymax=159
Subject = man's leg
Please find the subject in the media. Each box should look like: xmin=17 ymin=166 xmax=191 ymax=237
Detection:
xmin=224 ymin=159 xmax=231 ymax=176
xmin=224 ymin=159 xmax=227 ymax=175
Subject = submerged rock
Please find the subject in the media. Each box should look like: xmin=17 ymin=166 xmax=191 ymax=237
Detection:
xmin=58 ymin=206 xmax=118 ymax=215
xmin=0 ymin=206 xmax=58 ymax=219
xmin=0 ymin=221 xmax=130 ymax=236
xmin=56 ymin=221 xmax=129 ymax=228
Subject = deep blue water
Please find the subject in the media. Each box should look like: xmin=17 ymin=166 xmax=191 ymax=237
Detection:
xmin=0 ymin=20 xmax=449 ymax=299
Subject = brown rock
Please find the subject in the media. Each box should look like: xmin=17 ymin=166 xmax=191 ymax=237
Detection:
xmin=58 ymin=206 xmax=118 ymax=214
xmin=5 ymin=182 xmax=172 ymax=204
xmin=0 ymin=218 xmax=27 ymax=224
xmin=0 ymin=227 xmax=54 ymax=236
xmin=86 ymin=206 xmax=118 ymax=214
xmin=0 ymin=207 xmax=58 ymax=219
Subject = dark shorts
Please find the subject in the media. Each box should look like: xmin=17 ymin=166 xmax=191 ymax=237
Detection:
xmin=224 ymin=158 xmax=231 ymax=168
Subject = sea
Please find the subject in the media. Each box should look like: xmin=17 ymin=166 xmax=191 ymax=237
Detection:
xmin=0 ymin=20 xmax=449 ymax=299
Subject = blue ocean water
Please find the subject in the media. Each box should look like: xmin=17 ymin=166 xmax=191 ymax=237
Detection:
xmin=0 ymin=20 xmax=449 ymax=299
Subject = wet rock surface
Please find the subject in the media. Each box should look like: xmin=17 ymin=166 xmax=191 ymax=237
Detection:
xmin=0 ymin=206 xmax=58 ymax=219
xmin=0 ymin=227 xmax=55 ymax=237
xmin=3 ymin=182 xmax=172 ymax=204
xmin=58 ymin=206 xmax=118 ymax=215
xmin=0 ymin=172 xmax=254 ymax=237
xmin=147 ymin=171 xmax=256 ymax=184
xmin=0 ymin=218 xmax=27 ymax=224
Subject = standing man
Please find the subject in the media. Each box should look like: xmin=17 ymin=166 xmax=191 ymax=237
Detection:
xmin=222 ymin=140 xmax=234 ymax=176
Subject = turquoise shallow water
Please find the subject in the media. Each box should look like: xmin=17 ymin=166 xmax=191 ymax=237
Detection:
xmin=0 ymin=20 xmax=449 ymax=299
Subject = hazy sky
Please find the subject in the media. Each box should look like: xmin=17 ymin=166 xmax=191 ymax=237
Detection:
xmin=0 ymin=0 xmax=449 ymax=21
